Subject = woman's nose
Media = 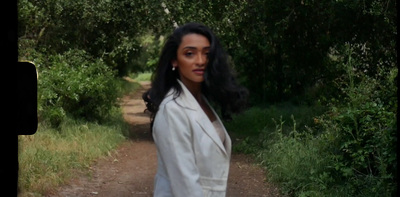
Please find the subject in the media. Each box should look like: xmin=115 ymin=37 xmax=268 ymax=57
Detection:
xmin=195 ymin=53 xmax=206 ymax=66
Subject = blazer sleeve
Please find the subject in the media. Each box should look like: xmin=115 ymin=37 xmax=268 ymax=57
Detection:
xmin=153 ymin=102 xmax=203 ymax=197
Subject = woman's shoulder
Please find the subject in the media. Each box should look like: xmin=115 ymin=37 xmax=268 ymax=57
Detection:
xmin=158 ymin=88 xmax=179 ymax=111
xmin=154 ymin=89 xmax=190 ymax=130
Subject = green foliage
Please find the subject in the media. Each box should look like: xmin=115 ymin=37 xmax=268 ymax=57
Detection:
xmin=19 ymin=0 xmax=396 ymax=103
xmin=314 ymin=44 xmax=397 ymax=196
xmin=158 ymin=0 xmax=396 ymax=103
xmin=225 ymin=106 xmax=332 ymax=196
xmin=227 ymin=43 xmax=397 ymax=196
xmin=18 ymin=0 xmax=165 ymax=76
xmin=18 ymin=113 xmax=127 ymax=195
xmin=224 ymin=103 xmax=326 ymax=153
xmin=18 ymin=0 xmax=161 ymax=128
xmin=18 ymin=1 xmax=397 ymax=195
xmin=130 ymin=33 xmax=164 ymax=73
xmin=35 ymin=49 xmax=122 ymax=127
xmin=262 ymin=120 xmax=334 ymax=197
xmin=130 ymin=72 xmax=153 ymax=82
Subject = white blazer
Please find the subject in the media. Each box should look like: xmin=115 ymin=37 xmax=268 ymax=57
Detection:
xmin=152 ymin=79 xmax=232 ymax=197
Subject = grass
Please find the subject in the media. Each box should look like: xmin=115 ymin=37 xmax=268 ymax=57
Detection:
xmin=17 ymin=79 xmax=140 ymax=196
xmin=224 ymin=100 xmax=396 ymax=196
xmin=18 ymin=112 xmax=127 ymax=196
xmin=224 ymin=103 xmax=329 ymax=196
xmin=224 ymin=102 xmax=325 ymax=152
xmin=129 ymin=71 xmax=152 ymax=82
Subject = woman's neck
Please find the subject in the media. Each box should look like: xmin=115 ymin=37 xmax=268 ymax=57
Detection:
xmin=180 ymin=78 xmax=202 ymax=102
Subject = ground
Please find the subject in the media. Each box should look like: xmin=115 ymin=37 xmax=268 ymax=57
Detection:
xmin=50 ymin=81 xmax=280 ymax=197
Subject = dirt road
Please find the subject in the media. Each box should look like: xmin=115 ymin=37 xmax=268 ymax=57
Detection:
xmin=51 ymin=81 xmax=280 ymax=197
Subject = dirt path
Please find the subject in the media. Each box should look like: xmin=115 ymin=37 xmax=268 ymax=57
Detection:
xmin=51 ymin=81 xmax=280 ymax=197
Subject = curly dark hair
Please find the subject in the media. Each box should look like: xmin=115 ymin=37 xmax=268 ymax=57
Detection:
xmin=143 ymin=22 xmax=248 ymax=127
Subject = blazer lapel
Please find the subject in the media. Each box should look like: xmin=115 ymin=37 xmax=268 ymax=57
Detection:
xmin=211 ymin=108 xmax=232 ymax=157
xmin=203 ymin=97 xmax=232 ymax=157
xmin=195 ymin=113 xmax=228 ymax=156
xmin=175 ymin=80 xmax=230 ymax=156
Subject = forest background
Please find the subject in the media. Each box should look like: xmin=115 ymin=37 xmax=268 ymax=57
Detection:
xmin=18 ymin=0 xmax=396 ymax=196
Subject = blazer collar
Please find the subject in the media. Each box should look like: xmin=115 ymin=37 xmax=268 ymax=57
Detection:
xmin=174 ymin=79 xmax=199 ymax=111
xmin=175 ymin=79 xmax=231 ymax=156
xmin=195 ymin=105 xmax=231 ymax=156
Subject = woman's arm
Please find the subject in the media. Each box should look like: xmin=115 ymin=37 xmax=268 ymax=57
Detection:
xmin=153 ymin=102 xmax=203 ymax=197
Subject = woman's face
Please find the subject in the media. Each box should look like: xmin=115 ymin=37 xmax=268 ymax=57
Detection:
xmin=172 ymin=33 xmax=210 ymax=85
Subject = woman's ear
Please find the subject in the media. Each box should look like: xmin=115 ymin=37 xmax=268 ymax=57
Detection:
xmin=171 ymin=60 xmax=177 ymax=68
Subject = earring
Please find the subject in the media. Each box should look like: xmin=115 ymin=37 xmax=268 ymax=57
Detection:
xmin=172 ymin=66 xmax=176 ymax=71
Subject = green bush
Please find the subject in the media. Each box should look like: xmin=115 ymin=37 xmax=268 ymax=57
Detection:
xmin=18 ymin=112 xmax=127 ymax=195
xmin=224 ymin=103 xmax=326 ymax=154
xmin=260 ymin=118 xmax=334 ymax=197
xmin=313 ymin=44 xmax=397 ymax=196
xmin=37 ymin=49 xmax=122 ymax=127
xmin=229 ymin=43 xmax=397 ymax=196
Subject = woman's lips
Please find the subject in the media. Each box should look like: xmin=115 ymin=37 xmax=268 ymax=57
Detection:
xmin=193 ymin=69 xmax=205 ymax=75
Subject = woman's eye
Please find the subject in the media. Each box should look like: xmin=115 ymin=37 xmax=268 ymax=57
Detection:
xmin=185 ymin=52 xmax=193 ymax=57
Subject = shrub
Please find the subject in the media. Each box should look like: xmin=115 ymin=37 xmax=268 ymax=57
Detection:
xmin=37 ymin=49 xmax=122 ymax=127
xmin=259 ymin=117 xmax=334 ymax=197
xmin=314 ymin=44 xmax=397 ymax=196
xmin=226 ymin=43 xmax=397 ymax=196
xmin=18 ymin=113 xmax=126 ymax=195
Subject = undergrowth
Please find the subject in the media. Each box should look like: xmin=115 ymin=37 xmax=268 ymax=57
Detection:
xmin=18 ymin=79 xmax=139 ymax=196
xmin=225 ymin=44 xmax=397 ymax=196
xmin=18 ymin=110 xmax=127 ymax=196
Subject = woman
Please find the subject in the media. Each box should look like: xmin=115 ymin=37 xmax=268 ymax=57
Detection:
xmin=143 ymin=22 xmax=248 ymax=197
